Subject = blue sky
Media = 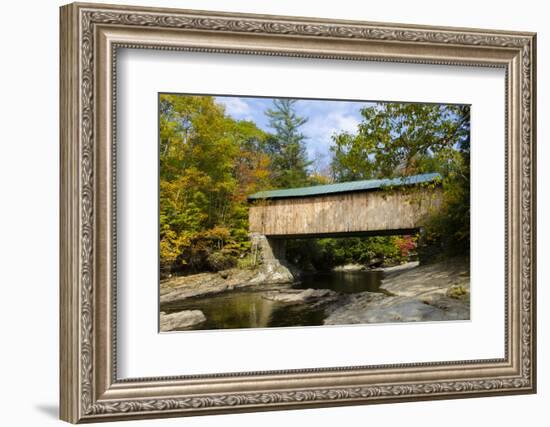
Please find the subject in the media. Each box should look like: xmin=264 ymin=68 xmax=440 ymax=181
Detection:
xmin=215 ymin=96 xmax=375 ymax=169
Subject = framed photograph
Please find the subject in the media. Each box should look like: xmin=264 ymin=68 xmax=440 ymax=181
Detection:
xmin=60 ymin=2 xmax=537 ymax=423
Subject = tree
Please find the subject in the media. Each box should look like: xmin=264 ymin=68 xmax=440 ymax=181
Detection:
xmin=329 ymin=102 xmax=470 ymax=257
xmin=159 ymin=94 xmax=272 ymax=273
xmin=330 ymin=103 xmax=470 ymax=181
xmin=265 ymin=99 xmax=311 ymax=188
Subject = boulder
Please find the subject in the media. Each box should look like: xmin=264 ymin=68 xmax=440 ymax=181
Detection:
xmin=262 ymin=288 xmax=337 ymax=304
xmin=333 ymin=264 xmax=366 ymax=272
xmin=160 ymin=310 xmax=206 ymax=331
xmin=325 ymin=294 xmax=469 ymax=325
xmin=249 ymin=261 xmax=294 ymax=285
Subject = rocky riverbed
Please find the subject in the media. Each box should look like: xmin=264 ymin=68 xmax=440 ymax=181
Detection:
xmin=160 ymin=263 xmax=297 ymax=331
xmin=324 ymin=258 xmax=470 ymax=324
xmin=160 ymin=263 xmax=294 ymax=304
xmin=159 ymin=257 xmax=470 ymax=331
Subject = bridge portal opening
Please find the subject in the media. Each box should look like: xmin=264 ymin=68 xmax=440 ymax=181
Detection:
xmin=268 ymin=229 xmax=422 ymax=274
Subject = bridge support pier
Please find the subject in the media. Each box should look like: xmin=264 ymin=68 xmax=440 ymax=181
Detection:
xmin=250 ymin=233 xmax=294 ymax=283
xmin=260 ymin=237 xmax=286 ymax=262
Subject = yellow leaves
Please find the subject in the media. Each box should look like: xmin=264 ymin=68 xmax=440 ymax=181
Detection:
xmin=308 ymin=173 xmax=330 ymax=186
xmin=203 ymin=226 xmax=231 ymax=242
xmin=160 ymin=228 xmax=192 ymax=264
xmin=159 ymin=94 xmax=276 ymax=270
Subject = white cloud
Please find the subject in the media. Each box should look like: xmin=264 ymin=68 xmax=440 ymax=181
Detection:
xmin=303 ymin=110 xmax=360 ymax=154
xmin=328 ymin=111 xmax=361 ymax=134
xmin=215 ymin=97 xmax=251 ymax=117
xmin=214 ymin=97 xmax=364 ymax=166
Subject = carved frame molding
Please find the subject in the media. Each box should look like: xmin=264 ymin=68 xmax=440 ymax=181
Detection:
xmin=60 ymin=2 xmax=536 ymax=423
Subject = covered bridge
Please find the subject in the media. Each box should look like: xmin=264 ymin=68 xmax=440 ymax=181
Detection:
xmin=248 ymin=172 xmax=443 ymax=239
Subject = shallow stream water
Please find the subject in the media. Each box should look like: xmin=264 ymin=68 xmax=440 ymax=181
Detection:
xmin=160 ymin=270 xmax=384 ymax=331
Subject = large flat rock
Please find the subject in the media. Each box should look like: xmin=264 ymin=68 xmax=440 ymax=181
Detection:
xmin=160 ymin=263 xmax=294 ymax=304
xmin=261 ymin=288 xmax=337 ymax=304
xmin=324 ymin=257 xmax=470 ymax=325
xmin=325 ymin=293 xmax=469 ymax=324
xmin=160 ymin=310 xmax=206 ymax=331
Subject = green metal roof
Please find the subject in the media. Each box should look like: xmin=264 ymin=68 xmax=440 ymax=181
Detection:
xmin=248 ymin=172 xmax=442 ymax=201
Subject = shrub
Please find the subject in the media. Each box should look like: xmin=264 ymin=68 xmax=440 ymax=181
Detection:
xmin=206 ymin=251 xmax=237 ymax=271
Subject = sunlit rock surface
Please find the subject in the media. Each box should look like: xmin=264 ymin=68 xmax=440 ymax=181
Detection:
xmin=160 ymin=310 xmax=206 ymax=331
xmin=325 ymin=258 xmax=470 ymax=325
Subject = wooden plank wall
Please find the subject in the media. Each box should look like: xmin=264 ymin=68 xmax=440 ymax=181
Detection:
xmin=249 ymin=187 xmax=442 ymax=236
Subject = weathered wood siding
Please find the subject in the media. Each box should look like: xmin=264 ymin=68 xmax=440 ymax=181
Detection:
xmin=249 ymin=187 xmax=442 ymax=237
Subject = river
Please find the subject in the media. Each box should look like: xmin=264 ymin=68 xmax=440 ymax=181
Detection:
xmin=160 ymin=270 xmax=384 ymax=331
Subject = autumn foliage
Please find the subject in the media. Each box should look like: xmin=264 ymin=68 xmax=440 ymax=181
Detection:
xmin=159 ymin=95 xmax=470 ymax=275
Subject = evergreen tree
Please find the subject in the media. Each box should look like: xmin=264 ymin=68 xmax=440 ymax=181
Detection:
xmin=265 ymin=99 xmax=311 ymax=188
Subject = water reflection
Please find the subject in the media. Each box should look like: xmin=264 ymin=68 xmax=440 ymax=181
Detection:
xmin=297 ymin=270 xmax=383 ymax=294
xmin=160 ymin=270 xmax=383 ymax=331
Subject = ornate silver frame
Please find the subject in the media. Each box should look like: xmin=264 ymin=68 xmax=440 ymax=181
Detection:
xmin=60 ymin=2 xmax=537 ymax=423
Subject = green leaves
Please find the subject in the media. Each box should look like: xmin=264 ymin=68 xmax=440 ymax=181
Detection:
xmin=159 ymin=94 xmax=272 ymax=273
xmin=159 ymin=95 xmax=471 ymax=274
xmin=330 ymin=102 xmax=470 ymax=258
xmin=286 ymin=236 xmax=418 ymax=271
xmin=265 ymin=99 xmax=312 ymax=188
xmin=330 ymin=103 xmax=470 ymax=181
